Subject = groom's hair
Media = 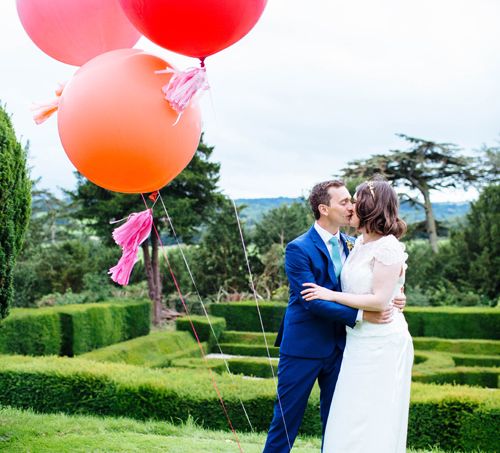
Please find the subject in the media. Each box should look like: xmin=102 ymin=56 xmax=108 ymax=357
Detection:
xmin=309 ymin=180 xmax=345 ymax=220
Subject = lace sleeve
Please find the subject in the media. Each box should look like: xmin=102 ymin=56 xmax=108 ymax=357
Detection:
xmin=373 ymin=235 xmax=408 ymax=266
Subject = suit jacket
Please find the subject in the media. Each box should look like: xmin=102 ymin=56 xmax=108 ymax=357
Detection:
xmin=275 ymin=226 xmax=357 ymax=358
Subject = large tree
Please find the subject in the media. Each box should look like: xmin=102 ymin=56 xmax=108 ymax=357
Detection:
xmin=341 ymin=134 xmax=478 ymax=252
xmin=0 ymin=105 xmax=31 ymax=319
xmin=69 ymin=136 xmax=222 ymax=324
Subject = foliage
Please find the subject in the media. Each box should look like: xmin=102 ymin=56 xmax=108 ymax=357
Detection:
xmin=341 ymin=134 xmax=479 ymax=251
xmin=0 ymin=105 xmax=31 ymax=319
xmin=0 ymin=355 xmax=497 ymax=451
xmin=13 ymin=239 xmax=119 ymax=307
xmin=193 ymin=198 xmax=259 ymax=296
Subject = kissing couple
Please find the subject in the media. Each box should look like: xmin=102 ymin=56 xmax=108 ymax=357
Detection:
xmin=264 ymin=178 xmax=414 ymax=452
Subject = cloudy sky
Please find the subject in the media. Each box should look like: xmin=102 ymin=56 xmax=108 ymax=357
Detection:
xmin=1 ymin=0 xmax=499 ymax=200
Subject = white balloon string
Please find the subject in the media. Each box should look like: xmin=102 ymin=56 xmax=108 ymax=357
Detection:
xmin=231 ymin=199 xmax=292 ymax=451
xmin=157 ymin=192 xmax=255 ymax=433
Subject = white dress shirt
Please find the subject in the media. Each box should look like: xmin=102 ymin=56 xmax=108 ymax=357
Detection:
xmin=314 ymin=222 xmax=363 ymax=323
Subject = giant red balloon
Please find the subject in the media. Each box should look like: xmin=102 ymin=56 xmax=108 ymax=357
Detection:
xmin=57 ymin=49 xmax=202 ymax=193
xmin=118 ymin=0 xmax=267 ymax=58
xmin=16 ymin=0 xmax=141 ymax=66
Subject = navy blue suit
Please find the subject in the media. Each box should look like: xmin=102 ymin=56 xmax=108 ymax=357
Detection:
xmin=263 ymin=226 xmax=357 ymax=452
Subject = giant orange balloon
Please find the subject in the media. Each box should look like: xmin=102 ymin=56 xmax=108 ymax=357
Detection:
xmin=57 ymin=49 xmax=202 ymax=193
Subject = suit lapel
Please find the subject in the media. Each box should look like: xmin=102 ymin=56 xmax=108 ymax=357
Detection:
xmin=308 ymin=227 xmax=339 ymax=286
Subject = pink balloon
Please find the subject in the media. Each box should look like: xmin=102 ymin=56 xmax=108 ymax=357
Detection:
xmin=16 ymin=0 xmax=141 ymax=66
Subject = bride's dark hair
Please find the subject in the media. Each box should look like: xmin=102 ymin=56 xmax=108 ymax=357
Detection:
xmin=355 ymin=177 xmax=407 ymax=239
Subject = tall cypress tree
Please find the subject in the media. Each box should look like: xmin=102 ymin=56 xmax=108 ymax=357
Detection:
xmin=0 ymin=104 xmax=31 ymax=319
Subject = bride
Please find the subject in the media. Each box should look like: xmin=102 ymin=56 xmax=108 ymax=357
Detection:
xmin=301 ymin=179 xmax=414 ymax=453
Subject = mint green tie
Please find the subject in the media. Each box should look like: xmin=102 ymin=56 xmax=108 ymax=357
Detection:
xmin=329 ymin=237 xmax=343 ymax=279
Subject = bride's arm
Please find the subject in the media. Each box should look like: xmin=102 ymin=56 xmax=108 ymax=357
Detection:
xmin=301 ymin=260 xmax=402 ymax=311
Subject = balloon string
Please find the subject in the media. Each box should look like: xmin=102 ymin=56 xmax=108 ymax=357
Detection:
xmin=231 ymin=199 xmax=292 ymax=451
xmin=157 ymin=192 xmax=254 ymax=432
xmin=140 ymin=194 xmax=244 ymax=453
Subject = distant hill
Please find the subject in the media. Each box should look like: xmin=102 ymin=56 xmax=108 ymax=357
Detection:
xmin=235 ymin=197 xmax=470 ymax=227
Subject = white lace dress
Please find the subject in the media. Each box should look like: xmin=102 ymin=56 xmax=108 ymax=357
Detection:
xmin=323 ymin=235 xmax=414 ymax=453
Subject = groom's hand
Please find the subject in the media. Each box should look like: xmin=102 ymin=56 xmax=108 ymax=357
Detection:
xmin=393 ymin=287 xmax=406 ymax=311
xmin=363 ymin=307 xmax=393 ymax=324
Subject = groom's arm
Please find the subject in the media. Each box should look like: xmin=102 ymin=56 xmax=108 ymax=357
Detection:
xmin=285 ymin=242 xmax=357 ymax=328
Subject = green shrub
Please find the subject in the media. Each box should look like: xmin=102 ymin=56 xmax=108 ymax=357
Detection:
xmin=81 ymin=331 xmax=205 ymax=368
xmin=0 ymin=300 xmax=150 ymax=357
xmin=176 ymin=315 xmax=226 ymax=343
xmin=209 ymin=301 xmax=286 ymax=331
xmin=58 ymin=300 xmax=151 ymax=356
xmin=405 ymin=307 xmax=499 ymax=339
xmin=0 ymin=355 xmax=497 ymax=451
xmin=220 ymin=330 xmax=279 ymax=345
xmin=0 ymin=309 xmax=60 ymax=355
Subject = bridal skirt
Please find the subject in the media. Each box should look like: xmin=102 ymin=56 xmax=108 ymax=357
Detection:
xmin=322 ymin=327 xmax=414 ymax=453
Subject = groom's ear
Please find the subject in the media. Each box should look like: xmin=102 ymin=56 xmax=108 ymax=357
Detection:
xmin=318 ymin=204 xmax=329 ymax=217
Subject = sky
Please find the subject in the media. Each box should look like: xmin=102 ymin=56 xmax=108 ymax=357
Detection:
xmin=1 ymin=0 xmax=499 ymax=201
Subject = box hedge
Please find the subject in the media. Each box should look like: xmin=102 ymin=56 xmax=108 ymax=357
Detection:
xmin=0 ymin=355 xmax=498 ymax=451
xmin=0 ymin=300 xmax=151 ymax=357
xmin=176 ymin=315 xmax=226 ymax=344
xmin=0 ymin=309 xmax=61 ymax=356
xmin=210 ymin=303 xmax=499 ymax=340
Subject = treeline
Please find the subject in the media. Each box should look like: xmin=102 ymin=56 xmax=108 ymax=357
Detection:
xmin=10 ymin=135 xmax=500 ymax=321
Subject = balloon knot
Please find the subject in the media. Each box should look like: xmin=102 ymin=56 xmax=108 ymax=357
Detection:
xmin=155 ymin=66 xmax=209 ymax=121
xmin=31 ymin=82 xmax=66 ymax=125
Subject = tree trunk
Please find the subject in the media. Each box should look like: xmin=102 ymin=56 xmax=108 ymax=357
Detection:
xmin=142 ymin=235 xmax=162 ymax=326
xmin=422 ymin=187 xmax=438 ymax=253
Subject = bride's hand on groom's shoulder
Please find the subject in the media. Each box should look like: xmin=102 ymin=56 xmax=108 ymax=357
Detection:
xmin=301 ymin=283 xmax=335 ymax=301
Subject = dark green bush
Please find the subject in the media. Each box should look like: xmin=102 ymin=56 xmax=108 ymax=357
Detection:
xmin=412 ymin=337 xmax=500 ymax=355
xmin=209 ymin=301 xmax=286 ymax=331
xmin=220 ymin=330 xmax=278 ymax=345
xmin=176 ymin=315 xmax=226 ymax=343
xmin=58 ymin=300 xmax=151 ymax=356
xmin=0 ymin=355 xmax=497 ymax=451
xmin=0 ymin=309 xmax=60 ymax=355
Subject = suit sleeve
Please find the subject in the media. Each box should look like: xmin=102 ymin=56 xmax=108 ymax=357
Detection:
xmin=285 ymin=242 xmax=358 ymax=328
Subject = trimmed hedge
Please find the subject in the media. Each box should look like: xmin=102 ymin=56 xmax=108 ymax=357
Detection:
xmin=220 ymin=330 xmax=278 ymax=345
xmin=209 ymin=301 xmax=286 ymax=332
xmin=210 ymin=303 xmax=500 ymax=339
xmin=452 ymin=354 xmax=500 ymax=368
xmin=0 ymin=355 xmax=498 ymax=451
xmin=0 ymin=309 xmax=61 ymax=356
xmin=413 ymin=367 xmax=499 ymax=389
xmin=412 ymin=337 xmax=500 ymax=355
xmin=0 ymin=300 xmax=151 ymax=357
xmin=176 ymin=315 xmax=226 ymax=343
xmin=80 ymin=331 xmax=205 ymax=368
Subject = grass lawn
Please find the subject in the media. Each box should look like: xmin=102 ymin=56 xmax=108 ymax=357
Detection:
xmin=0 ymin=406 xmax=484 ymax=453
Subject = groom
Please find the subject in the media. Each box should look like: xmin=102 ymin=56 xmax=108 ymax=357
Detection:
xmin=263 ymin=180 xmax=405 ymax=452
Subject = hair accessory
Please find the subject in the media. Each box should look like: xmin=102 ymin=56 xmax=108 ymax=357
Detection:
xmin=367 ymin=181 xmax=376 ymax=199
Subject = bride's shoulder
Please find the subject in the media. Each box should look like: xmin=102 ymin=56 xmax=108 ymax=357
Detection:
xmin=373 ymin=235 xmax=407 ymax=265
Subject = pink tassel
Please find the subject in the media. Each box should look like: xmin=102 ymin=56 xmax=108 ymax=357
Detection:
xmin=156 ymin=65 xmax=209 ymax=119
xmin=31 ymin=82 xmax=65 ymax=125
xmin=109 ymin=209 xmax=153 ymax=286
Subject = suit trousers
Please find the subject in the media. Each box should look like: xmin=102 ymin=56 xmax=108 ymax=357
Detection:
xmin=263 ymin=348 xmax=344 ymax=453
